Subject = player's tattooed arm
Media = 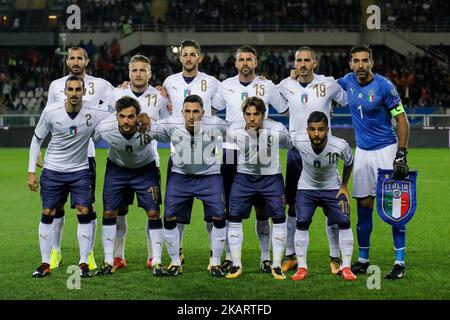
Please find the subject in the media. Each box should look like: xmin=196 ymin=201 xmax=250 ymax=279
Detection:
xmin=337 ymin=162 xmax=353 ymax=203
xmin=138 ymin=113 xmax=151 ymax=133
xmin=27 ymin=172 xmax=39 ymax=192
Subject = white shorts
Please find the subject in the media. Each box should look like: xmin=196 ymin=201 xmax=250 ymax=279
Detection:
xmin=352 ymin=143 xmax=397 ymax=198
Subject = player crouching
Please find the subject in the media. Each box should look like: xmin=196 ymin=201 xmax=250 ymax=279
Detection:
xmin=290 ymin=111 xmax=357 ymax=281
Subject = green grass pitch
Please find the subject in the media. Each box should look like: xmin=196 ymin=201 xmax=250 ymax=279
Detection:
xmin=0 ymin=148 xmax=449 ymax=300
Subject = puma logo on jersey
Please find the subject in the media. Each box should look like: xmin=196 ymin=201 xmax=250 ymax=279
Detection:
xmin=56 ymin=121 xmax=62 ymax=126
xmin=172 ymin=86 xmax=178 ymax=91
xmin=228 ymin=89 xmax=235 ymax=93
xmin=350 ymin=87 xmax=354 ymax=94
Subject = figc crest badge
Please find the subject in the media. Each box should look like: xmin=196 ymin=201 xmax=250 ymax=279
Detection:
xmin=376 ymin=169 xmax=418 ymax=226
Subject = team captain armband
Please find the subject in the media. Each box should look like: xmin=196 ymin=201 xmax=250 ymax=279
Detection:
xmin=390 ymin=103 xmax=405 ymax=116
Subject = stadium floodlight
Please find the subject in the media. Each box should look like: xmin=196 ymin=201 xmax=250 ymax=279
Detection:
xmin=171 ymin=46 xmax=179 ymax=54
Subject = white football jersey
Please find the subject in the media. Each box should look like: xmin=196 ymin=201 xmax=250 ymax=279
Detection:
xmin=163 ymin=71 xmax=219 ymax=116
xmin=46 ymin=74 xmax=114 ymax=157
xmin=34 ymin=101 xmax=112 ymax=172
xmin=93 ymin=116 xmax=158 ymax=169
xmin=291 ymin=133 xmax=353 ymax=190
xmin=150 ymin=115 xmax=227 ymax=175
xmin=278 ymin=74 xmax=347 ymax=133
xmin=212 ymin=75 xmax=285 ymax=123
xmin=227 ymin=119 xmax=292 ymax=175
xmin=106 ymin=86 xmax=170 ymax=166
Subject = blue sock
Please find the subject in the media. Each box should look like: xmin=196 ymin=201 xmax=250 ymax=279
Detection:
xmin=392 ymin=225 xmax=406 ymax=265
xmin=356 ymin=206 xmax=373 ymax=261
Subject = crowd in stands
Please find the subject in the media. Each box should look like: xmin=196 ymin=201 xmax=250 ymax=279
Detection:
xmin=1 ymin=44 xmax=449 ymax=113
xmin=1 ymin=0 xmax=450 ymax=32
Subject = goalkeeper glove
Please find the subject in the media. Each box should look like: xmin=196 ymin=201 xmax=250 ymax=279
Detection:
xmin=392 ymin=147 xmax=409 ymax=180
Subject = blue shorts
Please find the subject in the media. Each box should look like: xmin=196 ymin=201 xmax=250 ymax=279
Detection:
xmin=164 ymin=173 xmax=225 ymax=223
xmin=103 ymin=159 xmax=160 ymax=212
xmin=166 ymin=157 xmax=193 ymax=223
xmin=40 ymin=168 xmax=92 ymax=209
xmin=285 ymin=147 xmax=302 ymax=208
xmin=64 ymin=157 xmax=96 ymax=209
xmin=228 ymin=173 xmax=286 ymax=222
xmin=295 ymin=190 xmax=350 ymax=229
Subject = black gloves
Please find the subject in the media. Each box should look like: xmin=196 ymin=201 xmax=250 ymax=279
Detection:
xmin=393 ymin=147 xmax=409 ymax=180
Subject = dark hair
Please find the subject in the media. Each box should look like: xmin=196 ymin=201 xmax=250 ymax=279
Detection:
xmin=65 ymin=75 xmax=85 ymax=90
xmin=180 ymin=40 xmax=201 ymax=54
xmin=115 ymin=96 xmax=141 ymax=114
xmin=350 ymin=44 xmax=373 ymax=61
xmin=307 ymin=111 xmax=328 ymax=127
xmin=183 ymin=94 xmax=203 ymax=109
xmin=234 ymin=45 xmax=257 ymax=60
xmin=67 ymin=47 xmax=89 ymax=60
xmin=242 ymin=96 xmax=266 ymax=114
xmin=296 ymin=46 xmax=317 ymax=60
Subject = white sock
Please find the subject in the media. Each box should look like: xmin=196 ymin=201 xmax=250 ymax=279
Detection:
xmin=205 ymin=221 xmax=213 ymax=249
xmin=256 ymin=219 xmax=271 ymax=262
xmin=339 ymin=228 xmax=354 ymax=269
xmin=149 ymin=227 xmax=164 ymax=265
xmin=285 ymin=216 xmax=297 ymax=256
xmin=51 ymin=216 xmax=64 ymax=252
xmin=227 ymin=221 xmax=243 ymax=267
xmin=39 ymin=222 xmax=53 ymax=264
xmin=224 ymin=220 xmax=232 ymax=261
xmin=271 ymin=222 xmax=286 ymax=268
xmin=102 ymin=224 xmax=116 ymax=266
xmin=90 ymin=217 xmax=97 ymax=253
xmin=177 ymin=223 xmax=185 ymax=251
xmin=326 ymin=220 xmax=340 ymax=258
xmin=78 ymin=222 xmax=93 ymax=265
xmin=294 ymin=229 xmax=309 ymax=269
xmin=164 ymin=227 xmax=180 ymax=265
xmin=211 ymin=225 xmax=226 ymax=266
xmin=146 ymin=222 xmax=153 ymax=260
xmin=115 ymin=215 xmax=127 ymax=258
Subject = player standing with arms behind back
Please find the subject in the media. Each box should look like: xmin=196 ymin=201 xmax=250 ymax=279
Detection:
xmin=338 ymin=45 xmax=410 ymax=279
xmin=278 ymin=46 xmax=348 ymax=275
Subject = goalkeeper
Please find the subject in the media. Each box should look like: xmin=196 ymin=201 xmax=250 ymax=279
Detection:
xmin=337 ymin=45 xmax=410 ymax=280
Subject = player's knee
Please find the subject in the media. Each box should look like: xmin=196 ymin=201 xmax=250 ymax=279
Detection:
xmin=296 ymin=221 xmax=310 ymax=230
xmin=76 ymin=205 xmax=90 ymax=215
xmin=357 ymin=196 xmax=374 ymax=209
xmin=43 ymin=208 xmax=56 ymax=216
xmin=272 ymin=217 xmax=286 ymax=224
xmin=212 ymin=216 xmax=226 ymax=229
xmin=146 ymin=210 xmax=160 ymax=220
xmin=103 ymin=210 xmax=118 ymax=219
xmin=164 ymin=217 xmax=177 ymax=230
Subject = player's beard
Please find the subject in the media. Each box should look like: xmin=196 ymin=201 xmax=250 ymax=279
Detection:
xmin=69 ymin=65 xmax=84 ymax=76
xmin=183 ymin=63 xmax=196 ymax=73
xmin=240 ymin=66 xmax=252 ymax=77
xmin=120 ymin=124 xmax=137 ymax=134
xmin=311 ymin=136 xmax=326 ymax=148
xmin=356 ymin=69 xmax=369 ymax=81
xmin=132 ymin=80 xmax=147 ymax=90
